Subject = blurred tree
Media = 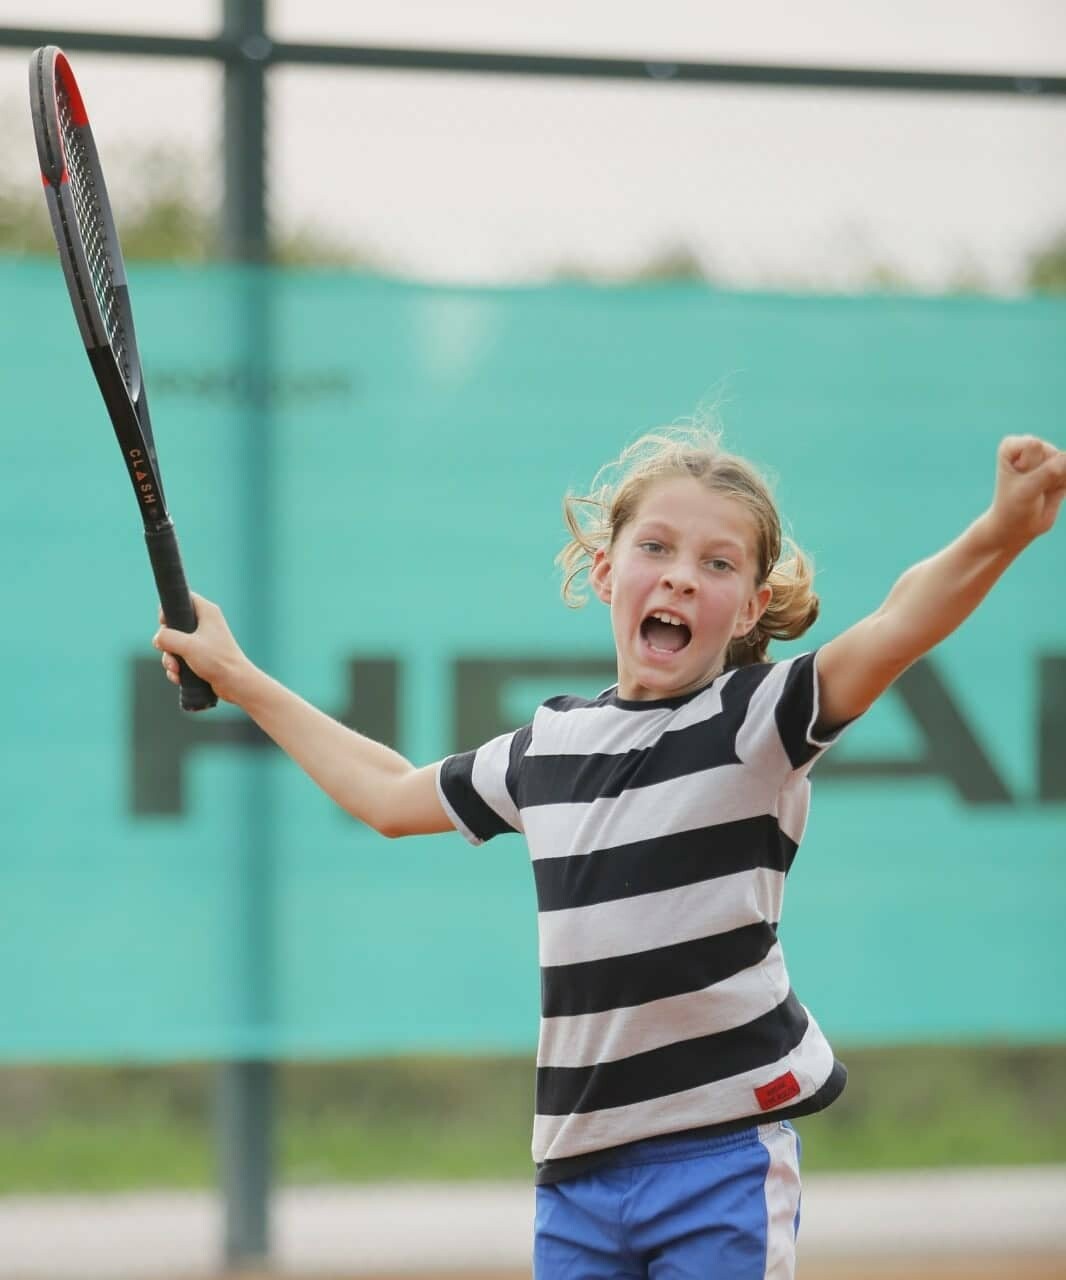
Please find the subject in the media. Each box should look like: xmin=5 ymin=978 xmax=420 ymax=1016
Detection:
xmin=0 ymin=125 xmax=372 ymax=267
xmin=629 ymin=243 xmax=709 ymax=283
xmin=1 ymin=102 xmax=1062 ymax=291
xmin=552 ymin=241 xmax=710 ymax=285
xmin=0 ymin=182 xmax=54 ymax=256
xmin=943 ymin=248 xmax=992 ymax=296
xmin=1026 ymin=230 xmax=1066 ymax=294
xmin=107 ymin=145 xmax=216 ymax=263
xmin=862 ymin=259 xmax=911 ymax=292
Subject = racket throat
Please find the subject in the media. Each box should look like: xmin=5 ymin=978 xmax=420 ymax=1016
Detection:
xmin=86 ymin=345 xmax=168 ymax=521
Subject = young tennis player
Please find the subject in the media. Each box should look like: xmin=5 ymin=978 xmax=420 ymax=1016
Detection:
xmin=154 ymin=426 xmax=1065 ymax=1278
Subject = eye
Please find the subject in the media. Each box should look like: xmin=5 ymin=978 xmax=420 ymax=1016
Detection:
xmin=638 ymin=540 xmax=666 ymax=554
xmin=706 ymin=558 xmax=735 ymax=572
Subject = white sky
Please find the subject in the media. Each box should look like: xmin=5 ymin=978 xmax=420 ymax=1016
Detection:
xmin=3 ymin=1 xmax=1065 ymax=288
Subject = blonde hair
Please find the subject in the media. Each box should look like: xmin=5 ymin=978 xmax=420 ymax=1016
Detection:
xmin=557 ymin=425 xmax=819 ymax=668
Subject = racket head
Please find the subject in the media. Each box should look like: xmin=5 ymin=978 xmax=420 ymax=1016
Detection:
xmin=29 ymin=45 xmax=169 ymax=522
xmin=30 ymin=47 xmax=140 ymax=385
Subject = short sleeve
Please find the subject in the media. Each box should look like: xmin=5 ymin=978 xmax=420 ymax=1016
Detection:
xmin=734 ymin=650 xmax=852 ymax=780
xmin=774 ymin=650 xmax=851 ymax=768
xmin=436 ymin=724 xmax=532 ymax=846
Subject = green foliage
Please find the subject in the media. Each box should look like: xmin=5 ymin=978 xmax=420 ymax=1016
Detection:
xmin=112 ymin=145 xmax=216 ymax=263
xmin=795 ymin=1044 xmax=1066 ymax=1171
xmin=860 ymin=260 xmax=911 ymax=293
xmin=273 ymin=222 xmax=378 ymax=269
xmin=1026 ymin=231 xmax=1066 ymax=294
xmin=628 ymin=244 xmax=709 ymax=283
xmin=2 ymin=98 xmax=1065 ymax=287
xmin=0 ymin=1046 xmax=1061 ymax=1192
xmin=0 ymin=123 xmax=369 ymax=267
xmin=554 ymin=243 xmax=710 ymax=285
xmin=0 ymin=186 xmax=55 ymax=256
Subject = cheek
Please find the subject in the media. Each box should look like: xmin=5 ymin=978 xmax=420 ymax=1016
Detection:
xmin=701 ymin=577 xmax=750 ymax=619
xmin=625 ymin=567 xmax=663 ymax=609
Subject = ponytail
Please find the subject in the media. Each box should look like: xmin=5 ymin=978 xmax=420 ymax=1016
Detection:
xmin=726 ymin=538 xmax=819 ymax=668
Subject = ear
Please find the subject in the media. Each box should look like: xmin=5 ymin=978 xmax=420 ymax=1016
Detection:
xmin=733 ymin=582 xmax=773 ymax=638
xmin=589 ymin=547 xmax=612 ymax=604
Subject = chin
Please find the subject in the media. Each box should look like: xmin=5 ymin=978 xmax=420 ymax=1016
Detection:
xmin=629 ymin=664 xmax=704 ymax=699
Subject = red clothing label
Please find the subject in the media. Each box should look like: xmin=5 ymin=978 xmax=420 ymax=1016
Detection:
xmin=754 ymin=1071 xmax=801 ymax=1111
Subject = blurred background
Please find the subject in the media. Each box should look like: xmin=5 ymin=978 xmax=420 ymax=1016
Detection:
xmin=1 ymin=3 xmax=1064 ymax=1277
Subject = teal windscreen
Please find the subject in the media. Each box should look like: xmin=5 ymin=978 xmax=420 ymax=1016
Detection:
xmin=2 ymin=258 xmax=1063 ymax=1061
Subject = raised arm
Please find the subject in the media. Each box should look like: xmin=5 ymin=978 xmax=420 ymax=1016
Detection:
xmin=154 ymin=595 xmax=451 ymax=838
xmin=815 ymin=435 xmax=1066 ymax=733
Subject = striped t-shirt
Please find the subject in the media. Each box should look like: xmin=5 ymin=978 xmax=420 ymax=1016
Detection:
xmin=436 ymin=650 xmax=849 ymax=1182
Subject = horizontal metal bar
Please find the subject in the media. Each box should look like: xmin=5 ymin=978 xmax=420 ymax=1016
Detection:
xmin=271 ymin=41 xmax=1066 ymax=97
xmin=1 ymin=24 xmax=1064 ymax=97
xmin=0 ymin=25 xmax=226 ymax=60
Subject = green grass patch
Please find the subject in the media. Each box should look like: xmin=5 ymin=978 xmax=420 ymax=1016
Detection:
xmin=795 ymin=1045 xmax=1066 ymax=1170
xmin=0 ymin=1046 xmax=1062 ymax=1193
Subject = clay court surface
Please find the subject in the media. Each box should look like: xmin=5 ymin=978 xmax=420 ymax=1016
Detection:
xmin=210 ymin=1263 xmax=1066 ymax=1280
xmin=2 ymin=1172 xmax=1062 ymax=1280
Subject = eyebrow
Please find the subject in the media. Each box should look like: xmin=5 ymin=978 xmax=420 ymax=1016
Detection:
xmin=634 ymin=520 xmax=748 ymax=558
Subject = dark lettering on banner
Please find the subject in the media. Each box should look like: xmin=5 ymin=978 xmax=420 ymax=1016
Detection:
xmin=130 ymin=653 xmax=1065 ymax=815
xmin=818 ymin=660 xmax=1012 ymax=805
xmin=453 ymin=658 xmax=617 ymax=752
xmin=130 ymin=657 xmax=398 ymax=815
xmin=1038 ymin=654 xmax=1066 ymax=802
xmin=152 ymin=366 xmax=357 ymax=408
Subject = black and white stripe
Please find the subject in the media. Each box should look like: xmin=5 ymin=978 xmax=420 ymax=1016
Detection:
xmin=437 ymin=651 xmax=848 ymax=1168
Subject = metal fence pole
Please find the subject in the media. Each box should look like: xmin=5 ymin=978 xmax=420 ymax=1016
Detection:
xmin=218 ymin=0 xmax=275 ymax=1271
xmin=222 ymin=0 xmax=270 ymax=262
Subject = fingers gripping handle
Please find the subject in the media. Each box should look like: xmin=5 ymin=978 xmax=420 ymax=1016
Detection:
xmin=145 ymin=522 xmax=218 ymax=712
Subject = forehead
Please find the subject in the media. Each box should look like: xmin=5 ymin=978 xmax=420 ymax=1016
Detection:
xmin=628 ymin=477 xmax=757 ymax=549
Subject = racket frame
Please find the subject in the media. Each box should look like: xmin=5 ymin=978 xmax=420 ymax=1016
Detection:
xmin=29 ymin=46 xmax=216 ymax=712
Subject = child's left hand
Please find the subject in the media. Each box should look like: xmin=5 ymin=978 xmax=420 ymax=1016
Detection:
xmin=987 ymin=435 xmax=1066 ymax=549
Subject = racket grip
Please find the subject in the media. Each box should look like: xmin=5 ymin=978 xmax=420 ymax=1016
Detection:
xmin=145 ymin=521 xmax=218 ymax=713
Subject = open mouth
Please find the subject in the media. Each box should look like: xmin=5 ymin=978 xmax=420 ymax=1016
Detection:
xmin=640 ymin=611 xmax=692 ymax=654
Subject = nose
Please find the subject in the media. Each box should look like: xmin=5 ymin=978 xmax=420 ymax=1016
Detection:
xmin=662 ymin=563 xmax=697 ymax=595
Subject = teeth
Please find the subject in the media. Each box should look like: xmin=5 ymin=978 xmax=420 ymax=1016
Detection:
xmin=653 ymin=612 xmax=683 ymax=625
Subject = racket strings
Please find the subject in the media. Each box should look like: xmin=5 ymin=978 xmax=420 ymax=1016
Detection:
xmin=57 ymin=81 xmax=133 ymax=389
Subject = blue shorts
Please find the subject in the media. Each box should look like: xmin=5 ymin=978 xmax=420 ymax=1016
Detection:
xmin=533 ymin=1121 xmax=802 ymax=1279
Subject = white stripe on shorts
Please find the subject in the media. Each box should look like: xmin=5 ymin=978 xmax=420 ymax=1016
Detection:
xmin=757 ymin=1121 xmax=801 ymax=1279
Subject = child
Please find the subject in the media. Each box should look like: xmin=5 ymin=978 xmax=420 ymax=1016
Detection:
xmin=154 ymin=426 xmax=1065 ymax=1279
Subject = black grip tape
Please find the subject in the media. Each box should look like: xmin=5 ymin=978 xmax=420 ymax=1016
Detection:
xmin=145 ymin=521 xmax=218 ymax=712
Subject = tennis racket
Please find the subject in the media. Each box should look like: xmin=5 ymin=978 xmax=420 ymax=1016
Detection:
xmin=29 ymin=45 xmax=216 ymax=712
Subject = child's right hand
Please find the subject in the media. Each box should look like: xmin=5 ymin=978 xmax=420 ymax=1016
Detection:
xmin=985 ymin=434 xmax=1066 ymax=551
xmin=153 ymin=593 xmax=252 ymax=705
